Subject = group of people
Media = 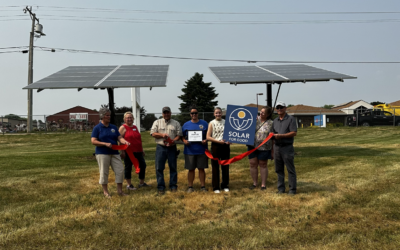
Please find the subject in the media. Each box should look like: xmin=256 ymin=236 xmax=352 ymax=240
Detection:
xmin=91 ymin=101 xmax=297 ymax=198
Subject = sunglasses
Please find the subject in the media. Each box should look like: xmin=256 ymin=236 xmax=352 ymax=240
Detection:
xmin=163 ymin=111 xmax=170 ymax=114
xmin=276 ymin=106 xmax=285 ymax=110
xmin=190 ymin=112 xmax=198 ymax=115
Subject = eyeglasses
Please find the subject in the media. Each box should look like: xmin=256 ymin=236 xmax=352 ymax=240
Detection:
xmin=163 ymin=111 xmax=170 ymax=114
xmin=190 ymin=112 xmax=198 ymax=115
xmin=276 ymin=106 xmax=285 ymax=110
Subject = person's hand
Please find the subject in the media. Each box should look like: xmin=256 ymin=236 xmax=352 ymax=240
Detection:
xmin=163 ymin=133 xmax=169 ymax=138
xmin=274 ymin=134 xmax=280 ymax=140
xmin=120 ymin=151 xmax=126 ymax=159
xmin=105 ymin=143 xmax=112 ymax=148
xmin=202 ymin=140 xmax=207 ymax=145
xmin=183 ymin=139 xmax=190 ymax=146
xmin=271 ymin=151 xmax=274 ymax=160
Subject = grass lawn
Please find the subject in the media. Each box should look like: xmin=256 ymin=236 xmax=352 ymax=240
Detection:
xmin=1 ymin=127 xmax=400 ymax=249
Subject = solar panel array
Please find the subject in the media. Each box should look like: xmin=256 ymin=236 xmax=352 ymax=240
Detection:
xmin=23 ymin=65 xmax=169 ymax=90
xmin=209 ymin=64 xmax=356 ymax=84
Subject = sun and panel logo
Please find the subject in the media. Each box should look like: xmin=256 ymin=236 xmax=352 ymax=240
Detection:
xmin=229 ymin=108 xmax=254 ymax=131
xmin=223 ymin=105 xmax=258 ymax=145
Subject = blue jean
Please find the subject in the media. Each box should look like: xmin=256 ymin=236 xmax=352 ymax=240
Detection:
xmin=155 ymin=144 xmax=178 ymax=190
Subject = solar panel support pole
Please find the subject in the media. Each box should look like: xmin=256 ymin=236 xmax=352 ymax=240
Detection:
xmin=107 ymin=88 xmax=116 ymax=125
xmin=266 ymin=83 xmax=272 ymax=108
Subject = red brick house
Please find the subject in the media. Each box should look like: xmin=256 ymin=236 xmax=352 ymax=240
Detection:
xmin=46 ymin=106 xmax=99 ymax=127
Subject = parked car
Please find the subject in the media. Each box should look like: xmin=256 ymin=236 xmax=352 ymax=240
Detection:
xmin=347 ymin=110 xmax=400 ymax=126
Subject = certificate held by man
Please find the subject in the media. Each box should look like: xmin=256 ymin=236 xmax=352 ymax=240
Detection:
xmin=188 ymin=130 xmax=203 ymax=142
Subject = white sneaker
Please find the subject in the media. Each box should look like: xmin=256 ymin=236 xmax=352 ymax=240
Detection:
xmin=223 ymin=188 xmax=230 ymax=192
xmin=126 ymin=185 xmax=137 ymax=191
xmin=214 ymin=190 xmax=221 ymax=194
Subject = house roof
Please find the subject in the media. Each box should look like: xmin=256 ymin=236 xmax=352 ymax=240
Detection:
xmin=389 ymin=100 xmax=400 ymax=106
xmin=244 ymin=103 xmax=266 ymax=111
xmin=331 ymin=100 xmax=360 ymax=110
xmin=286 ymin=104 xmax=345 ymax=115
xmin=50 ymin=106 xmax=98 ymax=116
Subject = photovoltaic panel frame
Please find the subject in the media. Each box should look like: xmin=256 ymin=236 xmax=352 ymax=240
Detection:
xmin=23 ymin=65 xmax=169 ymax=90
xmin=209 ymin=64 xmax=356 ymax=84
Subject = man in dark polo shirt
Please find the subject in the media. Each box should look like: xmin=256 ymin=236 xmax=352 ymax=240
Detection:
xmin=272 ymin=102 xmax=298 ymax=195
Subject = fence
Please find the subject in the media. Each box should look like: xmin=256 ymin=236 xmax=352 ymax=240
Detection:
xmin=1 ymin=108 xmax=399 ymax=134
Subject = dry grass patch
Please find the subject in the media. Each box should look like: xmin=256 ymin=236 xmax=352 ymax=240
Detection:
xmin=0 ymin=128 xmax=400 ymax=249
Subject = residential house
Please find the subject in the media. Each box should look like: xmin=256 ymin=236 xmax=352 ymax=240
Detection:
xmin=286 ymin=104 xmax=347 ymax=128
xmin=331 ymin=100 xmax=373 ymax=115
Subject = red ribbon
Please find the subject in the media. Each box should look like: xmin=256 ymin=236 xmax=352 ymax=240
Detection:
xmin=164 ymin=137 xmax=175 ymax=145
xmin=112 ymin=144 xmax=140 ymax=174
xmin=205 ymin=133 xmax=274 ymax=166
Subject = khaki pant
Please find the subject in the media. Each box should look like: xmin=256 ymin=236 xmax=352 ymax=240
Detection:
xmin=95 ymin=154 xmax=124 ymax=184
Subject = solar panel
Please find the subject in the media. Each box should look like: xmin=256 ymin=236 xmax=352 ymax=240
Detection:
xmin=209 ymin=64 xmax=356 ymax=84
xmin=23 ymin=65 xmax=169 ymax=90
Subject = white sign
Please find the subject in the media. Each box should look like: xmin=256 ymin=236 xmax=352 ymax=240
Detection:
xmin=188 ymin=130 xmax=203 ymax=142
xmin=69 ymin=113 xmax=88 ymax=122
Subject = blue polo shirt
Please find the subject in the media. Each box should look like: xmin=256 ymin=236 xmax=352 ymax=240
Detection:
xmin=182 ymin=119 xmax=208 ymax=155
xmin=91 ymin=123 xmax=120 ymax=155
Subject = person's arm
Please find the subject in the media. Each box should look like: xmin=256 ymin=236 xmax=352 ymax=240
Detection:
xmin=117 ymin=135 xmax=129 ymax=145
xmin=181 ymin=126 xmax=190 ymax=146
xmin=91 ymin=137 xmax=112 ymax=148
xmin=274 ymin=131 xmax=297 ymax=140
xmin=150 ymin=120 xmax=168 ymax=139
xmin=118 ymin=126 xmax=126 ymax=139
xmin=275 ymin=117 xmax=297 ymax=139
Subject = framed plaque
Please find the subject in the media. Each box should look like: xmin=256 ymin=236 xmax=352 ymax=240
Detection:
xmin=188 ymin=130 xmax=203 ymax=142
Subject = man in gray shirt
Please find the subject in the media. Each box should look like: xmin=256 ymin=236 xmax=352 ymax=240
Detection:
xmin=272 ymin=102 xmax=297 ymax=195
xmin=150 ymin=107 xmax=182 ymax=194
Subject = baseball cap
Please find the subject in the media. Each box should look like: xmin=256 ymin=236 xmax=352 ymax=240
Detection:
xmin=162 ymin=106 xmax=171 ymax=112
xmin=275 ymin=101 xmax=286 ymax=107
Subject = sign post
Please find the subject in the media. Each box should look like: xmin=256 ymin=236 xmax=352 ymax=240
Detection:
xmin=223 ymin=105 xmax=258 ymax=145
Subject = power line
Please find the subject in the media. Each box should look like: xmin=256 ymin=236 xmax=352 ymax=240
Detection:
xmin=22 ymin=6 xmax=400 ymax=15
xmin=35 ymin=46 xmax=400 ymax=64
xmin=2 ymin=5 xmax=400 ymax=15
xmin=2 ymin=15 xmax=400 ymax=25
xmin=0 ymin=46 xmax=28 ymax=50
xmin=0 ymin=50 xmax=24 ymax=54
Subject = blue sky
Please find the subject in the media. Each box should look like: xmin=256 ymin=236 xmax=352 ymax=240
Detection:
xmin=1 ymin=0 xmax=399 ymax=116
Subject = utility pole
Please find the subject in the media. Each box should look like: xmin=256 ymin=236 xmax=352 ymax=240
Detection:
xmin=23 ymin=6 xmax=45 ymax=132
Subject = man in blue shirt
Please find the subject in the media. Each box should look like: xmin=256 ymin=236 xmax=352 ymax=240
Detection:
xmin=182 ymin=107 xmax=209 ymax=193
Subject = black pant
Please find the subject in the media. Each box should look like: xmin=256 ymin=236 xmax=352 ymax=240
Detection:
xmin=211 ymin=143 xmax=230 ymax=191
xmin=124 ymin=152 xmax=147 ymax=180
xmin=274 ymin=144 xmax=296 ymax=192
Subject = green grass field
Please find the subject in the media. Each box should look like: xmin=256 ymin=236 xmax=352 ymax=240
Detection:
xmin=1 ymin=127 xmax=400 ymax=249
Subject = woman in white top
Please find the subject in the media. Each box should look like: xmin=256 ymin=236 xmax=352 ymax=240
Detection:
xmin=206 ymin=107 xmax=231 ymax=193
xmin=247 ymin=106 xmax=274 ymax=191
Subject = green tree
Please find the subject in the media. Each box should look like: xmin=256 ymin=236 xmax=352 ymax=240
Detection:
xmin=321 ymin=104 xmax=334 ymax=109
xmin=142 ymin=114 xmax=157 ymax=130
xmin=370 ymin=101 xmax=385 ymax=106
xmin=287 ymin=104 xmax=295 ymax=108
xmin=178 ymin=72 xmax=218 ymax=122
xmin=140 ymin=106 xmax=146 ymax=124
xmin=5 ymin=114 xmax=21 ymax=119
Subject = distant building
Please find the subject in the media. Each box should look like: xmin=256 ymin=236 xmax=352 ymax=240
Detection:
xmin=331 ymin=100 xmax=373 ymax=114
xmin=389 ymin=100 xmax=400 ymax=106
xmin=286 ymin=104 xmax=347 ymax=128
xmin=0 ymin=118 xmax=27 ymax=128
xmin=46 ymin=106 xmax=99 ymax=126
